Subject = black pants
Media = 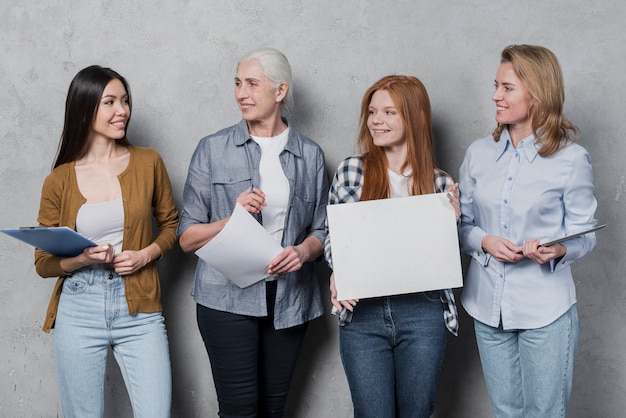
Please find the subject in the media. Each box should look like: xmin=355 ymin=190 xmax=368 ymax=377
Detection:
xmin=196 ymin=282 xmax=308 ymax=418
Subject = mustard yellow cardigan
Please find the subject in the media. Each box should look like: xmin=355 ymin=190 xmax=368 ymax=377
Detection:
xmin=35 ymin=146 xmax=179 ymax=332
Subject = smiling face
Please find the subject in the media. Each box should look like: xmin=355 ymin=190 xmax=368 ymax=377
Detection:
xmin=234 ymin=59 xmax=286 ymax=128
xmin=89 ymin=78 xmax=130 ymax=142
xmin=492 ymin=62 xmax=534 ymax=139
xmin=367 ymin=89 xmax=406 ymax=152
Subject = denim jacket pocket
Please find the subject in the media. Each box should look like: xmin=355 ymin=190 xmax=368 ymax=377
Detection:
xmin=291 ymin=188 xmax=316 ymax=227
xmin=212 ymin=171 xmax=252 ymax=213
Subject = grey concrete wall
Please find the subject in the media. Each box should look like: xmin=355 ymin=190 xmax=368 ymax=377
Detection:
xmin=1 ymin=1 xmax=624 ymax=417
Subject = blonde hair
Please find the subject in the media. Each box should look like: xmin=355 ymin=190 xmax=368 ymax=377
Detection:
xmin=493 ymin=44 xmax=578 ymax=157
xmin=357 ymin=75 xmax=438 ymax=200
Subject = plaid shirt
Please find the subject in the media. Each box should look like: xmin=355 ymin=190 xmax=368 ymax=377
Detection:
xmin=324 ymin=155 xmax=459 ymax=336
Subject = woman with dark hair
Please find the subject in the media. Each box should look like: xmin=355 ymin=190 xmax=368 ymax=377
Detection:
xmin=178 ymin=48 xmax=328 ymax=417
xmin=35 ymin=65 xmax=178 ymax=417
xmin=325 ymin=75 xmax=460 ymax=418
xmin=458 ymin=45 xmax=598 ymax=417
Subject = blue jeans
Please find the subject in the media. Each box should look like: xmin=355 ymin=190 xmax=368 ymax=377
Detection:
xmin=54 ymin=268 xmax=171 ymax=418
xmin=339 ymin=291 xmax=447 ymax=418
xmin=474 ymin=304 xmax=580 ymax=418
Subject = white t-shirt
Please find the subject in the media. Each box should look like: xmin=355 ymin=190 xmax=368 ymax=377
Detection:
xmin=250 ymin=128 xmax=290 ymax=245
xmin=388 ymin=168 xmax=412 ymax=198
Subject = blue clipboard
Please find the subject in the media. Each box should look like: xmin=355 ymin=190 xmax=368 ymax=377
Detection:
xmin=1 ymin=226 xmax=97 ymax=257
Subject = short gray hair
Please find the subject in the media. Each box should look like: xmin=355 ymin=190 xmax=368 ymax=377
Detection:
xmin=237 ymin=47 xmax=293 ymax=112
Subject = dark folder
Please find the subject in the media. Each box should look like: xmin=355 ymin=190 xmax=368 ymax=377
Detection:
xmin=539 ymin=224 xmax=606 ymax=247
xmin=515 ymin=224 xmax=606 ymax=254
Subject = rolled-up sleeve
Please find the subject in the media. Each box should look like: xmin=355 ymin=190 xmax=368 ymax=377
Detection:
xmin=306 ymin=147 xmax=329 ymax=245
xmin=178 ymin=137 xmax=212 ymax=237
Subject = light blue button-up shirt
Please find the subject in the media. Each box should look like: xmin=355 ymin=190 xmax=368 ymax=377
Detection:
xmin=458 ymin=130 xmax=597 ymax=330
xmin=178 ymin=119 xmax=329 ymax=329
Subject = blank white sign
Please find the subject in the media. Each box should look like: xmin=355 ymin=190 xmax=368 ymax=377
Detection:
xmin=326 ymin=193 xmax=463 ymax=301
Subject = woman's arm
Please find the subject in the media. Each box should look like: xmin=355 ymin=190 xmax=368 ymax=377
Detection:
xmin=60 ymin=244 xmax=116 ymax=273
xmin=179 ymin=218 xmax=229 ymax=253
xmin=112 ymin=151 xmax=179 ymax=275
xmin=180 ymin=186 xmax=267 ymax=253
xmin=458 ymin=148 xmax=523 ymax=263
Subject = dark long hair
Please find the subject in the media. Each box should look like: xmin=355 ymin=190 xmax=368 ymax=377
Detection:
xmin=53 ymin=65 xmax=132 ymax=169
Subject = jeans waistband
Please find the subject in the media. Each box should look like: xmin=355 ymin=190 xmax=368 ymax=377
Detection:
xmin=71 ymin=266 xmax=122 ymax=285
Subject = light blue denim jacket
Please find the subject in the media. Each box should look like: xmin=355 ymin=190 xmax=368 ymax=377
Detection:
xmin=178 ymin=119 xmax=328 ymax=329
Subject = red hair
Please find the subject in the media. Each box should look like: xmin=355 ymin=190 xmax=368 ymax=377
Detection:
xmin=357 ymin=75 xmax=438 ymax=200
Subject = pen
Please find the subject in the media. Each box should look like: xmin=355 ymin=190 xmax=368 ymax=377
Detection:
xmin=250 ymin=185 xmax=254 ymax=193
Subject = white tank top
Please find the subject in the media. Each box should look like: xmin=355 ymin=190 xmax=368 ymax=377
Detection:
xmin=76 ymin=198 xmax=124 ymax=254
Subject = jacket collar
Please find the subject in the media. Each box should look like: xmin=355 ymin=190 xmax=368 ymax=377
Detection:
xmin=235 ymin=118 xmax=303 ymax=158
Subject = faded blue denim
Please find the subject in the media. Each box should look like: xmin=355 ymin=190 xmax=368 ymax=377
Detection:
xmin=474 ymin=304 xmax=580 ymax=418
xmin=54 ymin=267 xmax=171 ymax=418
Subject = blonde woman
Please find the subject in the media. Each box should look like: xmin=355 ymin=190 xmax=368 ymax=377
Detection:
xmin=459 ymin=45 xmax=598 ymax=417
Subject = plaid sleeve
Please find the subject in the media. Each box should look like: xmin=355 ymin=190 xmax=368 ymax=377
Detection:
xmin=442 ymin=289 xmax=459 ymax=336
xmin=434 ymin=169 xmax=460 ymax=335
xmin=434 ymin=168 xmax=455 ymax=193
xmin=324 ymin=156 xmax=364 ymax=269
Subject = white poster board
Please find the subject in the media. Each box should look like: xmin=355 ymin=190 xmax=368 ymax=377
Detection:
xmin=326 ymin=193 xmax=463 ymax=300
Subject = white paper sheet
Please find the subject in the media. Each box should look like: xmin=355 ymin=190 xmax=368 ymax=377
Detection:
xmin=326 ymin=193 xmax=463 ymax=300
xmin=195 ymin=203 xmax=284 ymax=288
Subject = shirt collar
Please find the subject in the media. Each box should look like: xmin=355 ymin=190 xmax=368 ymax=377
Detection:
xmin=235 ymin=118 xmax=302 ymax=158
xmin=495 ymin=129 xmax=540 ymax=163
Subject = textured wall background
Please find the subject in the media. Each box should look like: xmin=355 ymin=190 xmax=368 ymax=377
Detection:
xmin=1 ymin=1 xmax=624 ymax=417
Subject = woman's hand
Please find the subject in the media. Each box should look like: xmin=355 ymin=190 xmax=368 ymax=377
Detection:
xmin=85 ymin=243 xmax=115 ymax=264
xmin=267 ymin=236 xmax=323 ymax=275
xmin=329 ymin=272 xmax=358 ymax=312
xmin=521 ymin=239 xmax=567 ymax=265
xmin=447 ymin=182 xmax=461 ymax=219
xmin=481 ymin=235 xmax=524 ymax=263
xmin=60 ymin=243 xmax=115 ymax=273
xmin=267 ymin=246 xmax=306 ymax=275
xmin=112 ymin=250 xmax=149 ymax=275
xmin=236 ymin=186 xmax=266 ymax=214
xmin=112 ymin=243 xmax=162 ymax=276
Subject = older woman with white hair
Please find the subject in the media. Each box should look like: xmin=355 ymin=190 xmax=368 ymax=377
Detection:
xmin=178 ymin=48 xmax=328 ymax=417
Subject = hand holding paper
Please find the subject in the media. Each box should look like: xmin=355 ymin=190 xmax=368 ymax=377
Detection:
xmin=267 ymin=235 xmax=322 ymax=275
xmin=195 ymin=203 xmax=283 ymax=288
xmin=236 ymin=185 xmax=266 ymax=214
